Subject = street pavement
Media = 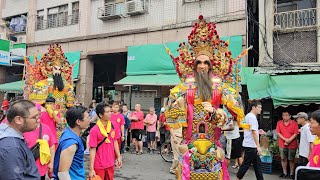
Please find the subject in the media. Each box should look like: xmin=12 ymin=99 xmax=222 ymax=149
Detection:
xmin=83 ymin=148 xmax=284 ymax=180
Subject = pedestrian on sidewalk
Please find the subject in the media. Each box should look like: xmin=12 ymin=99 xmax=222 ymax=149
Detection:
xmin=129 ymin=104 xmax=144 ymax=155
xmin=158 ymin=107 xmax=170 ymax=154
xmin=144 ymin=107 xmax=157 ymax=154
xmin=222 ymin=117 xmax=243 ymax=169
xmin=276 ymin=111 xmax=299 ymax=179
xmin=121 ymin=104 xmax=131 ymax=153
xmin=111 ymin=102 xmax=125 ymax=153
xmin=1 ymin=96 xmax=9 ymax=115
xmin=84 ymin=101 xmax=98 ymax=154
xmin=89 ymin=102 xmax=122 ymax=180
xmin=308 ymin=110 xmax=320 ymax=167
xmin=0 ymin=100 xmax=40 ymax=179
xmin=236 ymin=100 xmax=264 ymax=180
xmin=122 ymin=104 xmax=131 ymax=150
xmin=295 ymin=112 xmax=315 ymax=166
xmin=53 ymin=105 xmax=90 ymax=180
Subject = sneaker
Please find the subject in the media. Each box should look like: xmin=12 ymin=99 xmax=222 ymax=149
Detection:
xmin=290 ymin=175 xmax=294 ymax=179
xmin=279 ymin=174 xmax=287 ymax=178
xmin=84 ymin=149 xmax=90 ymax=155
xmin=170 ymin=169 xmax=175 ymax=174
xmin=147 ymin=148 xmax=151 ymax=153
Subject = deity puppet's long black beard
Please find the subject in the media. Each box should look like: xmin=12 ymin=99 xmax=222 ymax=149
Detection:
xmin=194 ymin=71 xmax=212 ymax=102
xmin=53 ymin=74 xmax=64 ymax=91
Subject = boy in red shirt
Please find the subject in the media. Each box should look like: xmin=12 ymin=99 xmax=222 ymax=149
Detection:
xmin=111 ymin=102 xmax=125 ymax=153
xmin=276 ymin=111 xmax=299 ymax=179
xmin=89 ymin=103 xmax=122 ymax=180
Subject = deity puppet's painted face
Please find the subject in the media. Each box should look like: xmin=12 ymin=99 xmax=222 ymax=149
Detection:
xmin=195 ymin=55 xmax=211 ymax=74
xmin=53 ymin=65 xmax=62 ymax=76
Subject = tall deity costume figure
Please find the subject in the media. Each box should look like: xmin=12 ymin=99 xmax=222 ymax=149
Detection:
xmin=164 ymin=15 xmax=251 ymax=180
xmin=24 ymin=44 xmax=76 ymax=123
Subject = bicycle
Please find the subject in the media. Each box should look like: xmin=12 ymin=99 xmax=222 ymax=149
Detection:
xmin=160 ymin=142 xmax=173 ymax=162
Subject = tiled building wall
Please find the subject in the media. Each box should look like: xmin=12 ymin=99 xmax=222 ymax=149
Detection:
xmin=2 ymin=0 xmax=28 ymax=18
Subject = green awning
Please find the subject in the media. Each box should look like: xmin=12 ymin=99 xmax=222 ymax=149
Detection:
xmin=0 ymin=80 xmax=24 ymax=93
xmin=28 ymin=51 xmax=81 ymax=79
xmin=245 ymin=69 xmax=320 ymax=107
xmin=127 ymin=36 xmax=243 ymax=76
xmin=114 ymin=74 xmax=180 ymax=86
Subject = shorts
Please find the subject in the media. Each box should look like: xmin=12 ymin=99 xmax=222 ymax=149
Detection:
xmin=226 ymin=137 xmax=242 ymax=159
xmin=147 ymin=132 xmax=156 ymax=142
xmin=279 ymin=147 xmax=296 ymax=160
xmin=132 ymin=129 xmax=143 ymax=141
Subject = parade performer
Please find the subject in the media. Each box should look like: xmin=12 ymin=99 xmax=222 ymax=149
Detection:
xmin=164 ymin=15 xmax=251 ymax=180
xmin=24 ymin=44 xmax=76 ymax=139
xmin=24 ymin=44 xmax=75 ymax=112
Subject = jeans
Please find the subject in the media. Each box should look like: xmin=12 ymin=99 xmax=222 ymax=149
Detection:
xmin=237 ymin=147 xmax=264 ymax=180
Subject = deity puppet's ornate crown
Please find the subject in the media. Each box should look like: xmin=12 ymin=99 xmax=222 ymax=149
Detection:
xmin=165 ymin=15 xmax=250 ymax=83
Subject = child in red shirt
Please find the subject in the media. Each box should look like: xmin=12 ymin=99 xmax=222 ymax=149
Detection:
xmin=111 ymin=102 xmax=125 ymax=152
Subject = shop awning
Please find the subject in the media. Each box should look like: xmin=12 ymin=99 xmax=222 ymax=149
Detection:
xmin=244 ymin=67 xmax=320 ymax=107
xmin=0 ymin=80 xmax=24 ymax=93
xmin=118 ymin=35 xmax=243 ymax=87
xmin=114 ymin=74 xmax=180 ymax=86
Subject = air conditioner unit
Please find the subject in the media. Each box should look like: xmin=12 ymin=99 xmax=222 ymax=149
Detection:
xmin=99 ymin=3 xmax=122 ymax=20
xmin=126 ymin=0 xmax=147 ymax=16
xmin=184 ymin=0 xmax=196 ymax=3
xmin=17 ymin=36 xmax=26 ymax=43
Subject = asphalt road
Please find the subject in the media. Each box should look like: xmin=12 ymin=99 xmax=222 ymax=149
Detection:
xmin=83 ymin=148 xmax=284 ymax=180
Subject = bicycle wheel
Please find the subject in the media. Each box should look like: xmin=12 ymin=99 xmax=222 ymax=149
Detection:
xmin=160 ymin=143 xmax=173 ymax=162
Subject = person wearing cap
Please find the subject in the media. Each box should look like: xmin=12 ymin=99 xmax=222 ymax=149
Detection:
xmin=276 ymin=111 xmax=299 ymax=179
xmin=295 ymin=112 xmax=315 ymax=166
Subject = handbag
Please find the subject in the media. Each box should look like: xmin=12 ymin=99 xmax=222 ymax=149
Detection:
xmin=30 ymin=124 xmax=42 ymax=160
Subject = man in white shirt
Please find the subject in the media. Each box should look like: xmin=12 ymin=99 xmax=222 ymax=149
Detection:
xmin=236 ymin=101 xmax=264 ymax=180
xmin=294 ymin=112 xmax=315 ymax=166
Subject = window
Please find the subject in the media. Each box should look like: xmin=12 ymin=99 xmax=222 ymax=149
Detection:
xmin=47 ymin=4 xmax=68 ymax=28
xmin=36 ymin=10 xmax=44 ymax=30
xmin=71 ymin=2 xmax=79 ymax=25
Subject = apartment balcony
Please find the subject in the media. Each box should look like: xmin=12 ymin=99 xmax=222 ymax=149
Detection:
xmin=97 ymin=0 xmax=149 ymax=21
xmin=274 ymin=8 xmax=318 ymax=31
xmin=36 ymin=14 xmax=79 ymax=31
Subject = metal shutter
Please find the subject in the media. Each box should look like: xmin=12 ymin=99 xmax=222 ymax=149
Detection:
xmin=124 ymin=91 xmax=156 ymax=111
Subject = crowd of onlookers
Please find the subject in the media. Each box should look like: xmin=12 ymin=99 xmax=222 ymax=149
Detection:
xmin=2 ymin=97 xmax=320 ymax=180
xmin=0 ymin=97 xmax=172 ymax=180
xmin=223 ymin=101 xmax=320 ymax=180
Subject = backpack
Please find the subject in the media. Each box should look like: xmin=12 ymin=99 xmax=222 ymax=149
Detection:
xmin=29 ymin=123 xmax=42 ymax=160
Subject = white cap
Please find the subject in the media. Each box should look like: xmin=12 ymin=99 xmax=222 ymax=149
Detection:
xmin=161 ymin=107 xmax=165 ymax=112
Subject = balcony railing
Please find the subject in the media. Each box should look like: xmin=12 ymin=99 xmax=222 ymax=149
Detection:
xmin=274 ymin=8 xmax=318 ymax=30
xmin=36 ymin=14 xmax=79 ymax=31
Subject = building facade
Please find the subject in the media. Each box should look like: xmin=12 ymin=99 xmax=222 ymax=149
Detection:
xmin=253 ymin=0 xmax=320 ymax=131
xmin=0 ymin=0 xmax=248 ymax=109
